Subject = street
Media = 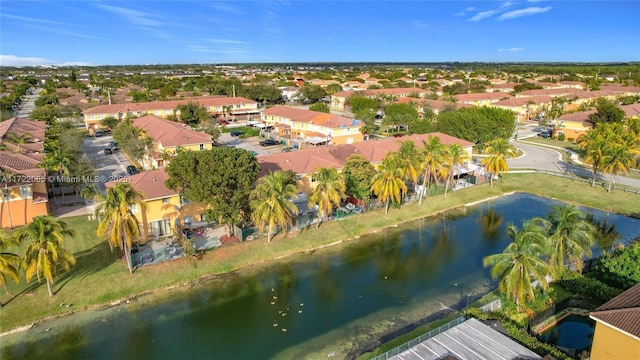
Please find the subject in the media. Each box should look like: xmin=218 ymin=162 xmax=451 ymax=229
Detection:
xmin=83 ymin=135 xmax=134 ymax=193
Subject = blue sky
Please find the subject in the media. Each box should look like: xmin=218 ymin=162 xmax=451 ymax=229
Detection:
xmin=1 ymin=1 xmax=639 ymax=66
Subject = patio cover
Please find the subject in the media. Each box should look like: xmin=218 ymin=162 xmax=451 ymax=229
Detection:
xmin=305 ymin=137 xmax=328 ymax=145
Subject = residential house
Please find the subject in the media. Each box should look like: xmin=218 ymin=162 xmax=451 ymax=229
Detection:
xmin=487 ymin=83 xmax=517 ymax=93
xmin=491 ymin=96 xmax=553 ymax=123
xmin=261 ymin=106 xmax=364 ymax=147
xmin=0 ymin=118 xmax=49 ymax=229
xmin=279 ymin=86 xmax=300 ymax=102
xmin=554 ymin=103 xmax=640 ymax=140
xmin=589 ymin=282 xmax=640 ymax=360
xmin=395 ymin=98 xmax=473 ymax=116
xmin=131 ymin=115 xmax=214 ymax=169
xmin=516 ymin=88 xmax=576 ymax=99
xmin=330 ymin=88 xmax=429 ymax=111
xmin=454 ymin=92 xmax=509 ymax=106
xmin=257 ymin=132 xmax=474 ymax=187
xmin=83 ymin=96 xmax=259 ymax=133
xmin=105 ymin=170 xmax=208 ymax=241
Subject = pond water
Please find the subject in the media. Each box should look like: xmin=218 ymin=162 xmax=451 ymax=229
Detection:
xmin=541 ymin=314 xmax=595 ymax=352
xmin=2 ymin=193 xmax=639 ymax=360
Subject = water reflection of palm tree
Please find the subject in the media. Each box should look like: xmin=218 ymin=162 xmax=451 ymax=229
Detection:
xmin=585 ymin=212 xmax=621 ymax=253
xmin=314 ymin=258 xmax=341 ymax=304
xmin=480 ymin=204 xmax=503 ymax=243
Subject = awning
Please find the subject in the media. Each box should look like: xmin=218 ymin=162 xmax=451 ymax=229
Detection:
xmin=305 ymin=137 xmax=328 ymax=145
xmin=231 ymin=110 xmax=260 ymax=115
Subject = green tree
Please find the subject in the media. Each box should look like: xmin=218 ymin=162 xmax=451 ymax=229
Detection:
xmin=308 ymin=102 xmax=330 ymax=113
xmin=0 ymin=230 xmax=20 ymax=290
xmin=383 ymin=103 xmax=419 ymax=129
xmin=96 ymin=182 xmax=145 ymax=273
xmin=176 ymin=101 xmax=210 ymax=125
xmin=577 ymin=125 xmax=609 ymax=187
xmin=250 ymin=170 xmax=299 ymax=243
xmin=166 ymin=148 xmax=260 ymax=236
xmin=395 ymin=140 xmax=424 ymax=199
xmin=308 ymin=167 xmax=346 ymax=228
xmin=296 ymin=85 xmax=327 ymax=104
xmin=370 ymin=154 xmax=407 ymax=214
xmin=419 ymin=135 xmax=445 ymax=204
xmin=588 ymin=99 xmax=625 ymax=126
xmin=100 ymin=116 xmax=119 ymax=130
xmin=326 ymin=84 xmax=342 ymax=95
xmin=342 ymin=154 xmax=377 ymax=200
xmin=481 ymin=138 xmax=516 ymax=187
xmin=601 ymin=131 xmax=638 ymax=192
xmin=442 ymin=144 xmax=470 ymax=198
xmin=435 ymin=107 xmax=515 ymax=144
xmin=29 ymin=105 xmax=60 ymax=124
xmin=18 ymin=216 xmax=76 ymax=297
xmin=545 ymin=205 xmax=594 ymax=275
xmin=483 ymin=220 xmax=551 ymax=305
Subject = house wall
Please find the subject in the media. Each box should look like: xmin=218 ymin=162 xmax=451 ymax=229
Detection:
xmin=136 ymin=195 xmax=207 ymax=241
xmin=590 ymin=322 xmax=640 ymax=360
xmin=1 ymin=184 xmax=48 ymax=229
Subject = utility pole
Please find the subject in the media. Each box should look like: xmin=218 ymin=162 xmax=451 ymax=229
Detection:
xmin=107 ymin=90 xmax=112 ymax=105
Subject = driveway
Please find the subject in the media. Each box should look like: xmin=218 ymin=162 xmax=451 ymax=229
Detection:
xmin=218 ymin=133 xmax=284 ymax=156
xmin=83 ymin=135 xmax=133 ymax=193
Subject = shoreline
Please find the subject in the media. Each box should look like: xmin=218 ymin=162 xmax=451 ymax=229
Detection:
xmin=0 ymin=191 xmax=518 ymax=338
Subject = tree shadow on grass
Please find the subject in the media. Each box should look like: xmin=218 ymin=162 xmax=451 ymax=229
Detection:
xmin=53 ymin=241 xmax=120 ymax=295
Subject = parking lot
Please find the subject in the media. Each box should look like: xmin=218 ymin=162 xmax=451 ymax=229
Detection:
xmin=218 ymin=132 xmax=288 ymax=156
xmin=83 ymin=134 xmax=134 ymax=192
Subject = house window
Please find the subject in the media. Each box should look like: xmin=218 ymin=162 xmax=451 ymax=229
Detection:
xmin=199 ymin=144 xmax=204 ymax=150
xmin=162 ymin=197 xmax=170 ymax=204
xmin=129 ymin=204 xmax=139 ymax=214
xmin=184 ymin=216 xmax=194 ymax=225
xmin=137 ymin=111 xmax=142 ymax=116
xmin=296 ymin=174 xmax=302 ymax=181
xmin=180 ymin=195 xmax=192 ymax=205
xmin=311 ymin=173 xmax=317 ymax=183
xmin=20 ymin=186 xmax=31 ymax=198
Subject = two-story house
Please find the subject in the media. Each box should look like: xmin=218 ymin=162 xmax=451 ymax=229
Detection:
xmin=261 ymin=106 xmax=365 ymax=147
xmin=131 ymin=115 xmax=214 ymax=169
xmin=83 ymin=96 xmax=259 ymax=133
xmin=491 ymin=96 xmax=553 ymax=123
xmin=105 ymin=169 xmax=208 ymax=241
xmin=453 ymin=92 xmax=509 ymax=106
xmin=330 ymin=88 xmax=429 ymax=111
xmin=0 ymin=118 xmax=49 ymax=229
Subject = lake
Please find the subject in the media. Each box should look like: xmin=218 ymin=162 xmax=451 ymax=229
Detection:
xmin=2 ymin=193 xmax=639 ymax=359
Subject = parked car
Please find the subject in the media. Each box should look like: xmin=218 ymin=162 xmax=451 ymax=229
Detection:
xmin=281 ymin=146 xmax=295 ymax=153
xmin=104 ymin=147 xmax=113 ymax=155
xmin=219 ymin=119 xmax=229 ymax=125
xmin=230 ymin=131 xmax=244 ymax=137
xmin=537 ymin=131 xmax=551 ymax=138
xmin=259 ymin=139 xmax=279 ymax=147
xmin=108 ymin=140 xmax=119 ymax=150
xmin=126 ymin=165 xmax=139 ymax=175
xmin=95 ymin=130 xmax=104 ymax=137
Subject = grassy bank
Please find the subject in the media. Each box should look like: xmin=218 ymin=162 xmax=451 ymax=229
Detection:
xmin=1 ymin=173 xmax=638 ymax=332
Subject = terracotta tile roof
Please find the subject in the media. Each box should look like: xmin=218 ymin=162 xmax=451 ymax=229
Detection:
xmin=257 ymin=132 xmax=473 ymax=177
xmin=558 ymin=103 xmax=640 ymax=123
xmin=0 ymin=117 xmax=46 ymax=142
xmin=454 ymin=92 xmax=509 ymax=102
xmin=83 ymin=96 xmax=257 ymax=115
xmin=331 ymin=88 xmax=428 ymax=99
xmin=395 ymin=98 xmax=474 ymax=111
xmin=590 ymin=282 xmax=640 ymax=339
xmin=262 ymin=106 xmax=363 ymax=128
xmin=132 ymin=115 xmax=212 ymax=147
xmin=518 ymin=88 xmax=576 ymax=97
xmin=106 ymin=169 xmax=176 ymax=200
xmin=0 ymin=118 xmax=46 ymax=186
xmin=492 ymin=96 xmax=553 ymax=107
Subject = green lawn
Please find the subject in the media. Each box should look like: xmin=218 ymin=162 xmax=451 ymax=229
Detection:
xmin=521 ymin=137 xmax=583 ymax=155
xmin=1 ymin=173 xmax=639 ymax=332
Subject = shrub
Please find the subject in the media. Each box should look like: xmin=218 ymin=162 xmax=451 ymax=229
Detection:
xmin=559 ymin=274 xmax=623 ymax=305
xmin=558 ymin=133 xmax=566 ymax=141
xmin=567 ymin=137 xmax=574 ymax=142
xmin=596 ymin=244 xmax=640 ymax=289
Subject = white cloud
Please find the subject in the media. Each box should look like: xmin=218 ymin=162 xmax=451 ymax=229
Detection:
xmin=499 ymin=6 xmax=552 ymax=20
xmin=498 ymin=47 xmax=524 ymax=52
xmin=411 ymin=20 xmax=429 ymax=29
xmin=205 ymin=38 xmax=248 ymax=45
xmin=209 ymin=3 xmax=246 ymax=15
xmin=0 ymin=55 xmax=92 ymax=67
xmin=96 ymin=4 xmax=162 ymax=27
xmin=1 ymin=14 xmax=64 ymax=25
xmin=469 ymin=10 xmax=498 ymax=22
xmin=465 ymin=7 xmax=476 ymax=12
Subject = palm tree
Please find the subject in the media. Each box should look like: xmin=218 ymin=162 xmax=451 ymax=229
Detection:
xmin=0 ymin=167 xmax=14 ymax=229
xmin=395 ymin=140 xmax=424 ymax=200
xmin=546 ymin=205 xmax=594 ymax=275
xmin=250 ymin=171 xmax=299 ymax=243
xmin=419 ymin=135 xmax=445 ymax=204
xmin=17 ymin=216 xmax=76 ymax=297
xmin=483 ymin=220 xmax=551 ymax=305
xmin=96 ymin=182 xmax=145 ymax=273
xmin=577 ymin=126 xmax=608 ymax=188
xmin=442 ymin=144 xmax=470 ymax=198
xmin=40 ymin=147 xmax=72 ymax=205
xmin=0 ymin=229 xmax=20 ymax=290
xmin=601 ymin=132 xmax=638 ymax=192
xmin=308 ymin=167 xmax=346 ymax=228
xmin=371 ymin=154 xmax=407 ymax=215
xmin=481 ymin=138 xmax=517 ymax=187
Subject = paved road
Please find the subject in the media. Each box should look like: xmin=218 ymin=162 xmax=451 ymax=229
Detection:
xmin=218 ymin=132 xmax=287 ymax=155
xmin=13 ymin=88 xmax=41 ymax=118
xmin=83 ymin=135 xmax=133 ymax=193
xmin=508 ymin=139 xmax=640 ymax=188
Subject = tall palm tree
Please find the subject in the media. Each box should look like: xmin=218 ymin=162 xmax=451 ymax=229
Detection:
xmin=481 ymin=138 xmax=517 ymax=187
xmin=0 ymin=229 xmax=20 ymax=290
xmin=40 ymin=147 xmax=72 ymax=205
xmin=601 ymin=132 xmax=638 ymax=192
xmin=96 ymin=182 xmax=145 ymax=273
xmin=577 ymin=126 xmax=608 ymax=188
xmin=17 ymin=216 xmax=76 ymax=297
xmin=483 ymin=220 xmax=551 ymax=305
xmin=250 ymin=171 xmax=299 ymax=243
xmin=308 ymin=167 xmax=346 ymax=228
xmin=442 ymin=144 xmax=470 ymax=198
xmin=395 ymin=140 xmax=424 ymax=200
xmin=371 ymin=154 xmax=407 ymax=215
xmin=419 ymin=135 xmax=445 ymax=204
xmin=546 ymin=205 xmax=594 ymax=275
